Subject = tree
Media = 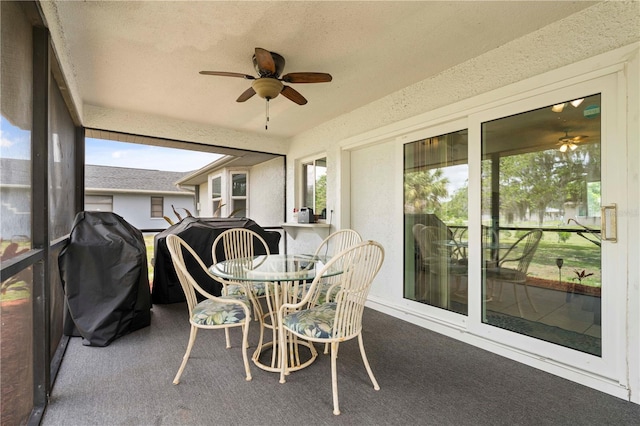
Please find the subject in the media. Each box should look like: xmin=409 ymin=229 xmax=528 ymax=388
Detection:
xmin=442 ymin=184 xmax=468 ymax=223
xmin=315 ymin=174 xmax=327 ymax=213
xmin=404 ymin=168 xmax=449 ymax=214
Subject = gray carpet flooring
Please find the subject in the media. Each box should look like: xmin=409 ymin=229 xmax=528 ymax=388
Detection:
xmin=42 ymin=303 xmax=640 ymax=425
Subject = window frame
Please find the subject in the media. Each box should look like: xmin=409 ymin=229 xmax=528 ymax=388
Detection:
xmin=229 ymin=170 xmax=248 ymax=217
xmin=300 ymin=155 xmax=327 ymax=217
xmin=150 ymin=196 xmax=164 ymax=218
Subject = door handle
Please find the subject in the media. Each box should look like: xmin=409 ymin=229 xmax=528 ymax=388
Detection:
xmin=601 ymin=203 xmax=617 ymax=243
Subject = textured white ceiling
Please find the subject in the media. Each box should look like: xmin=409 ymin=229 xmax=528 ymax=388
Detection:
xmin=41 ymin=1 xmax=597 ymax=139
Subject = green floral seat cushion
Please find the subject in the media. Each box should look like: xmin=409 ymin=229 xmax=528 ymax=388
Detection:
xmin=282 ymin=302 xmax=337 ymax=339
xmin=191 ymin=295 xmax=250 ymax=326
xmin=227 ymin=282 xmax=268 ymax=297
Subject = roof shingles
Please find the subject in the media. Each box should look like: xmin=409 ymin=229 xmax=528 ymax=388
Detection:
xmin=1 ymin=159 xmax=193 ymax=194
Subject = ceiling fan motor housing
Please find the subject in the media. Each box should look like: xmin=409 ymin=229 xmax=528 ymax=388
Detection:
xmin=253 ymin=51 xmax=285 ymax=77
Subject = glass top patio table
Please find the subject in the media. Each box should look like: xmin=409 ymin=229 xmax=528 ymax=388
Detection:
xmin=209 ymin=253 xmax=343 ymax=373
xmin=209 ymin=254 xmax=341 ymax=282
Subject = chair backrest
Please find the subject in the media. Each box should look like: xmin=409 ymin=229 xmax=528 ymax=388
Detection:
xmin=313 ymin=229 xmax=362 ymax=259
xmin=313 ymin=240 xmax=384 ymax=340
xmin=166 ymin=234 xmax=215 ymax=313
xmin=498 ymin=229 xmax=543 ymax=275
xmin=412 ymin=224 xmax=438 ymax=264
xmin=212 ymin=228 xmax=270 ymax=264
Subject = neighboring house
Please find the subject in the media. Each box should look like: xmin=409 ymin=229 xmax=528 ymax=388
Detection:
xmin=0 ymin=159 xmax=195 ymax=237
xmin=175 ymin=154 xmax=285 ymax=230
xmin=85 ymin=165 xmax=195 ymax=231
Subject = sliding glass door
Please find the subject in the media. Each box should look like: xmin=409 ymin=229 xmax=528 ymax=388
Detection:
xmin=470 ymin=72 xmax=625 ymax=382
xmin=480 ymin=92 xmax=603 ymax=356
xmin=404 ymin=128 xmax=469 ymax=315
xmin=403 ymin=71 xmax=625 ymax=381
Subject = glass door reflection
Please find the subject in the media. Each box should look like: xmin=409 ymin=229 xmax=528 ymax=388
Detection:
xmin=481 ymin=93 xmax=602 ymax=356
xmin=404 ymin=129 xmax=469 ymax=315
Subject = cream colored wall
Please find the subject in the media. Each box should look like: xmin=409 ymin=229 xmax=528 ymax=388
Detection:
xmin=197 ymin=184 xmax=211 ymax=216
xmin=349 ymin=141 xmax=398 ymax=300
xmin=248 ymin=156 xmax=285 ymax=229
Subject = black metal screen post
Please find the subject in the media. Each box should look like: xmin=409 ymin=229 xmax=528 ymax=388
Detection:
xmin=30 ymin=24 xmax=51 ymax=421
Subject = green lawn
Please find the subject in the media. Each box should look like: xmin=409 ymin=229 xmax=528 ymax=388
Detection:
xmin=500 ymin=231 xmax=601 ymax=287
xmin=143 ymin=234 xmax=155 ymax=285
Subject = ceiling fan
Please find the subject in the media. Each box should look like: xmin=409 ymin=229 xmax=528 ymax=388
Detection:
xmin=199 ymin=47 xmax=332 ymax=106
xmin=557 ymin=130 xmax=588 ymax=152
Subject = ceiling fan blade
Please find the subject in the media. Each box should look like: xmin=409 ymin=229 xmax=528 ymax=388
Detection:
xmin=281 ymin=72 xmax=332 ymax=83
xmin=199 ymin=71 xmax=255 ymax=80
xmin=254 ymin=48 xmax=276 ymax=75
xmin=280 ymin=86 xmax=307 ymax=105
xmin=236 ymin=87 xmax=256 ymax=102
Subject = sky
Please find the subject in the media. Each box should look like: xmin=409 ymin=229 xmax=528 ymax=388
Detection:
xmin=85 ymin=138 xmax=222 ymax=172
xmin=1 ymin=116 xmax=222 ymax=172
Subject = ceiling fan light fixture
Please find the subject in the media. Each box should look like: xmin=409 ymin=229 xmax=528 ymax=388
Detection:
xmin=551 ymin=103 xmax=566 ymax=113
xmin=559 ymin=142 xmax=578 ymax=152
xmin=252 ymin=78 xmax=283 ymax=100
xmin=571 ymin=98 xmax=584 ymax=108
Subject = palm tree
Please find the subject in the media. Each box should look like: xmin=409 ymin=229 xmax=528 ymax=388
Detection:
xmin=404 ymin=168 xmax=449 ymax=213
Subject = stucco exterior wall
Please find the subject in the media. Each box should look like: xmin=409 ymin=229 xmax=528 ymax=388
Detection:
xmin=247 ymin=156 xmax=286 ymax=253
xmin=247 ymin=156 xmax=285 ymax=227
xmin=196 ymin=184 xmax=210 ymax=217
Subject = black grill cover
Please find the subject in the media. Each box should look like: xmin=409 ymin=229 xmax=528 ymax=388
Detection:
xmin=152 ymin=217 xmax=281 ymax=304
xmin=59 ymin=212 xmax=151 ymax=346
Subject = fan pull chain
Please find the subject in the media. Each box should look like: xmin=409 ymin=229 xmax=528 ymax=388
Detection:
xmin=265 ymin=99 xmax=270 ymax=130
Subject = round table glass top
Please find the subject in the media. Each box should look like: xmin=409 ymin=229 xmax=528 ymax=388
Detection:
xmin=209 ymin=254 xmax=341 ymax=282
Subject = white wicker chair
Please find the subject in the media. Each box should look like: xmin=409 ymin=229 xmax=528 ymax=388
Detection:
xmin=166 ymin=234 xmax=252 ymax=383
xmin=308 ymin=229 xmax=363 ymax=305
xmin=307 ymin=229 xmax=363 ymax=354
xmin=313 ymin=229 xmax=362 ymax=258
xmin=487 ymin=229 xmax=543 ymax=317
xmin=278 ymin=240 xmax=385 ymax=415
xmin=212 ymin=228 xmax=271 ymax=320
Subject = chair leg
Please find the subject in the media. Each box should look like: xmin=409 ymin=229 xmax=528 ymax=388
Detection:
xmin=484 ymin=279 xmax=495 ymax=302
xmin=331 ymin=341 xmax=340 ymax=415
xmin=357 ymin=333 xmax=380 ymax=391
xmin=224 ymin=328 xmax=231 ymax=348
xmin=173 ymin=326 xmax=198 ymax=384
xmin=240 ymin=322 xmax=252 ymax=381
xmin=279 ymin=326 xmax=288 ymax=384
xmin=513 ymin=283 xmax=524 ymax=317
xmin=523 ymin=282 xmax=538 ymax=313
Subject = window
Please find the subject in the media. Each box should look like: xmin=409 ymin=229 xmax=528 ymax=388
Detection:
xmin=85 ymin=195 xmax=113 ymax=212
xmin=151 ymin=196 xmax=163 ymax=218
xmin=230 ymin=172 xmax=247 ymax=217
xmin=211 ymin=175 xmax=222 ymax=215
xmin=302 ymin=157 xmax=326 ymax=217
